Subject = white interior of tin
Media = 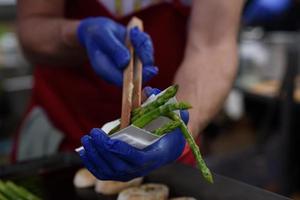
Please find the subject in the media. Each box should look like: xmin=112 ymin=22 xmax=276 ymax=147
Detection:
xmin=76 ymin=88 xmax=179 ymax=151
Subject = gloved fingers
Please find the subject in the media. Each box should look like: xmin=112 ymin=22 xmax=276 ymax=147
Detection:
xmin=130 ymin=27 xmax=154 ymax=66
xmin=89 ymin=128 xmax=146 ymax=166
xmin=77 ymin=17 xmax=94 ymax=45
xmin=111 ymin=130 xmax=185 ymax=179
xmin=180 ymin=110 xmax=189 ymax=125
xmin=85 ymin=38 xmax=123 ymax=86
xmin=94 ymin=25 xmax=130 ymax=69
xmin=78 ymin=149 xmax=103 ymax=179
xmin=145 ymin=129 xmax=186 ymax=162
xmin=89 ymin=129 xmax=138 ymax=173
xmin=81 ymin=135 xmax=114 ymax=178
xmin=142 ymin=66 xmax=158 ymax=83
xmin=89 ymin=129 xmax=161 ymax=179
xmin=118 ymin=161 xmax=160 ymax=180
xmin=243 ymin=0 xmax=291 ymax=25
xmin=102 ymin=138 xmax=146 ymax=165
xmin=110 ymin=21 xmax=127 ymax=41
xmin=143 ymin=86 xmax=161 ymax=97
xmin=79 ymin=151 xmax=135 ymax=182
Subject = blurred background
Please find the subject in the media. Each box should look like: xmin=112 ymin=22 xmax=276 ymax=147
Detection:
xmin=0 ymin=0 xmax=300 ymax=199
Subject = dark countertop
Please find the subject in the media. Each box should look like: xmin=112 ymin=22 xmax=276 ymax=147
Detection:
xmin=0 ymin=153 xmax=291 ymax=200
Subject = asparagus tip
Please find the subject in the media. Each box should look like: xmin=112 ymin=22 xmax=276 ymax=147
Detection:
xmin=205 ymin=170 xmax=214 ymax=184
xmin=178 ymin=102 xmax=192 ymax=110
xmin=173 ymin=84 xmax=179 ymax=91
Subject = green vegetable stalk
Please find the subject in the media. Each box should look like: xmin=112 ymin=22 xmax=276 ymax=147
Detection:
xmin=153 ymin=120 xmax=181 ymax=136
xmin=0 ymin=180 xmax=41 ymax=200
xmin=108 ymin=101 xmax=187 ymax=135
xmin=166 ymin=112 xmax=214 ymax=184
xmin=132 ymin=102 xmax=191 ymax=128
xmin=108 ymin=124 xmax=120 ymax=135
xmin=109 ymin=85 xmax=180 ymax=135
xmin=131 ymin=85 xmax=178 ymax=122
xmin=0 ymin=181 xmax=22 ymax=200
xmin=0 ymin=192 xmax=8 ymax=200
xmin=6 ymin=181 xmax=41 ymax=200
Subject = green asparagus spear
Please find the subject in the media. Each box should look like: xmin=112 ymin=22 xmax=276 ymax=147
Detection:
xmin=166 ymin=112 xmax=214 ymax=184
xmin=108 ymin=124 xmax=120 ymax=135
xmin=109 ymin=85 xmax=179 ymax=135
xmin=131 ymin=85 xmax=178 ymax=122
xmin=0 ymin=192 xmax=8 ymax=200
xmin=153 ymin=120 xmax=181 ymax=136
xmin=132 ymin=102 xmax=191 ymax=128
xmin=0 ymin=181 xmax=23 ymax=200
xmin=6 ymin=181 xmax=41 ymax=200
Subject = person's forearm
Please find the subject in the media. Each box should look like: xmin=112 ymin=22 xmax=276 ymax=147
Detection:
xmin=174 ymin=42 xmax=238 ymax=137
xmin=17 ymin=17 xmax=86 ymax=66
xmin=174 ymin=0 xmax=243 ymax=137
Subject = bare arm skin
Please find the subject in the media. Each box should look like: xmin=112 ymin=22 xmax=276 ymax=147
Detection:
xmin=17 ymin=0 xmax=85 ymax=65
xmin=174 ymin=0 xmax=244 ymax=137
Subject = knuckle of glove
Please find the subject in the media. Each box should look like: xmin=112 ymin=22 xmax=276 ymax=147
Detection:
xmin=78 ymin=17 xmax=110 ymax=45
xmin=180 ymin=110 xmax=189 ymax=124
xmin=137 ymin=38 xmax=153 ymax=57
xmin=131 ymin=31 xmax=154 ymax=63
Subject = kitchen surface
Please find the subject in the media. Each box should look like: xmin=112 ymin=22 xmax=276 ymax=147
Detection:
xmin=0 ymin=0 xmax=300 ymax=200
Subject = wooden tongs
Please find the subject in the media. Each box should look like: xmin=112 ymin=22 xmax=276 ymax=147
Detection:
xmin=120 ymin=17 xmax=144 ymax=129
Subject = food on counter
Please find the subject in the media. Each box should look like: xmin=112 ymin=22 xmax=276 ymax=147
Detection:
xmin=140 ymin=184 xmax=169 ymax=200
xmin=170 ymin=197 xmax=197 ymax=200
xmin=109 ymin=85 xmax=213 ymax=183
xmin=0 ymin=180 xmax=41 ymax=200
xmin=94 ymin=177 xmax=143 ymax=195
xmin=73 ymin=168 xmax=96 ymax=188
xmin=0 ymin=192 xmax=8 ymax=200
xmin=73 ymin=168 xmax=143 ymax=194
xmin=153 ymin=120 xmax=182 ymax=136
xmin=73 ymin=169 xmax=196 ymax=199
xmin=117 ymin=183 xmax=169 ymax=200
xmin=117 ymin=187 xmax=149 ymax=200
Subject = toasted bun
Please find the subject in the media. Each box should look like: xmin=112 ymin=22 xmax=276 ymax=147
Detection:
xmin=118 ymin=183 xmax=169 ymax=200
xmin=170 ymin=197 xmax=197 ymax=200
xmin=95 ymin=177 xmax=143 ymax=195
xmin=73 ymin=168 xmax=96 ymax=188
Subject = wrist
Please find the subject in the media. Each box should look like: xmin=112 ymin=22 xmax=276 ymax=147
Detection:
xmin=61 ymin=20 xmax=82 ymax=49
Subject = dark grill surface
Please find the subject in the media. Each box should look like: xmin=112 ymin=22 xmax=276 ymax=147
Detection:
xmin=0 ymin=153 xmax=290 ymax=200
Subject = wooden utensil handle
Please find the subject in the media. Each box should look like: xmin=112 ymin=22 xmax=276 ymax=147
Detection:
xmin=120 ymin=17 xmax=144 ymax=129
xmin=130 ymin=18 xmax=143 ymax=110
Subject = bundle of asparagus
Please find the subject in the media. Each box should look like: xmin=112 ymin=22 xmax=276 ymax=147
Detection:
xmin=0 ymin=180 xmax=41 ymax=200
xmin=109 ymin=85 xmax=213 ymax=184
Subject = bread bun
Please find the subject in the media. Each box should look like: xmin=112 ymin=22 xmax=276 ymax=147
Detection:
xmin=170 ymin=197 xmax=197 ymax=200
xmin=95 ymin=177 xmax=143 ymax=195
xmin=73 ymin=168 xmax=96 ymax=188
xmin=117 ymin=183 xmax=169 ymax=200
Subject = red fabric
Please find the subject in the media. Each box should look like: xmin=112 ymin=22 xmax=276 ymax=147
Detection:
xmin=13 ymin=0 xmax=195 ymax=165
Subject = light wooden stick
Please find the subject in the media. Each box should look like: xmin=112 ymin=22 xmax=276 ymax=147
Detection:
xmin=131 ymin=18 xmax=143 ymax=110
xmin=120 ymin=17 xmax=143 ymax=129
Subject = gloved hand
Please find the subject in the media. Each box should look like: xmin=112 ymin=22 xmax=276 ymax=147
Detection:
xmin=77 ymin=17 xmax=158 ymax=86
xmin=243 ymin=0 xmax=291 ymax=25
xmin=78 ymin=87 xmax=188 ymax=181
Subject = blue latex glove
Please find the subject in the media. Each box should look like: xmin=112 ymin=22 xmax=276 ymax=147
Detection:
xmin=243 ymin=0 xmax=291 ymax=25
xmin=78 ymin=87 xmax=188 ymax=181
xmin=77 ymin=17 xmax=158 ymax=86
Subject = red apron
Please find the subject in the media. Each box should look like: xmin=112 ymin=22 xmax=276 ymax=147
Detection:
xmin=13 ymin=0 xmax=196 ymax=165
